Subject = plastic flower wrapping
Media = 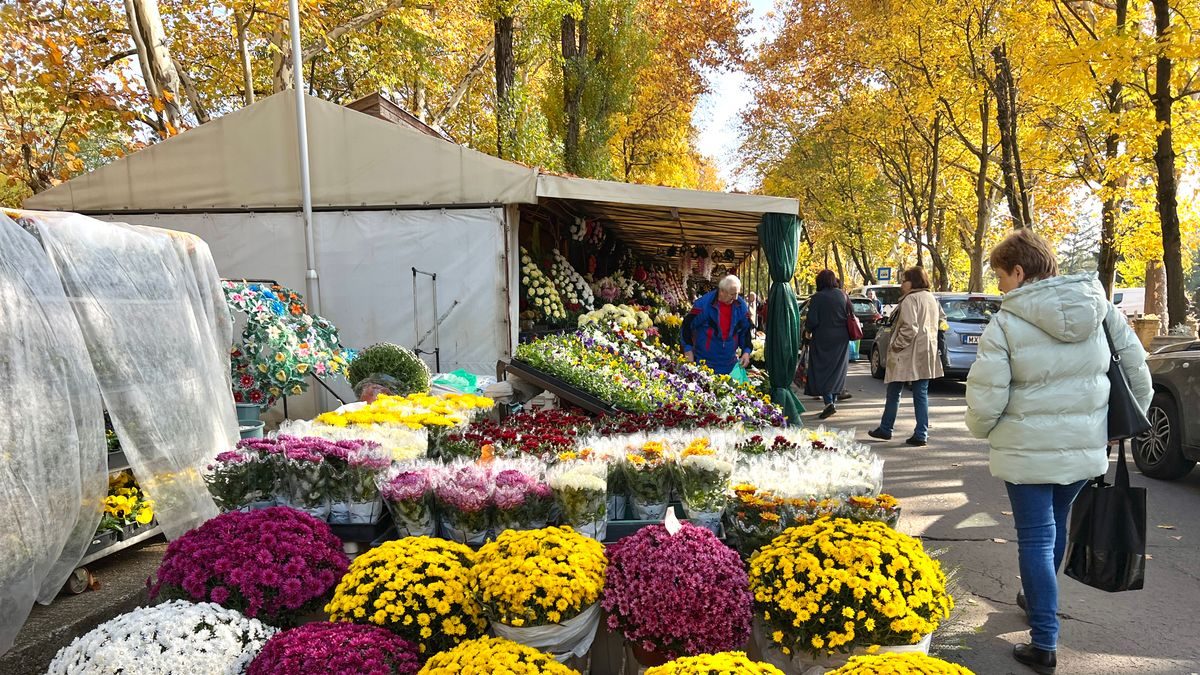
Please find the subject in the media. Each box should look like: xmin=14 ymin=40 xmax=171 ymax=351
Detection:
xmin=515 ymin=325 xmax=783 ymax=424
xmin=149 ymin=507 xmax=349 ymax=626
xmin=602 ymin=524 xmax=752 ymax=660
xmin=97 ymin=470 xmax=155 ymax=534
xmin=247 ymin=622 xmax=421 ymax=675
xmin=674 ymin=438 xmax=734 ymax=531
xmin=490 ymin=458 xmax=555 ymax=532
xmin=621 ymin=438 xmax=672 ymax=520
xmin=325 ymin=537 xmax=487 ymax=656
xmin=547 ymin=461 xmax=609 ymax=540
xmin=824 ymin=653 xmax=976 ymax=674
xmin=549 ymin=248 xmax=595 ymax=313
xmin=323 ymin=440 xmax=393 ymax=524
xmin=379 ymin=461 xmax=439 ymax=537
xmin=279 ymin=418 xmax=429 ymax=462
xmin=225 ymin=281 xmax=351 ymax=409
xmin=472 ymin=526 xmax=607 ymax=628
xmin=418 ymin=636 xmax=579 ymax=675
xmin=315 ymin=392 xmax=494 ymax=431
xmin=47 ymin=601 xmax=276 ymax=675
xmin=644 ymin=652 xmax=785 ymax=675
xmin=749 ymin=519 xmax=954 ymax=658
xmin=520 ymin=247 xmax=567 ymax=325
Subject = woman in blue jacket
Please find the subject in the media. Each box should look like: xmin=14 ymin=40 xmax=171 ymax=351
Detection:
xmin=682 ymin=275 xmax=752 ymax=376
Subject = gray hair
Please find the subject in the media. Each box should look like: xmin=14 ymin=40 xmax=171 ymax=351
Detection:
xmin=718 ymin=275 xmax=742 ymax=293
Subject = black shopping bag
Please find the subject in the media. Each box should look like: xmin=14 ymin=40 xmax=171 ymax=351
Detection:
xmin=1064 ymin=440 xmax=1146 ymax=592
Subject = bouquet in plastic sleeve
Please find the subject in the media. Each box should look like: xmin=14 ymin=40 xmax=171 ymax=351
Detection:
xmin=277 ymin=439 xmax=330 ymax=521
xmin=435 ymin=462 xmax=493 ymax=545
xmin=725 ymin=482 xmax=788 ymax=558
xmin=491 ymin=460 xmax=554 ymax=532
xmin=674 ymin=438 xmax=733 ymax=533
xmin=840 ymin=494 xmax=901 ymax=527
xmin=548 ymin=461 xmax=608 ymax=541
xmin=562 ymin=441 xmax=626 ymax=520
xmin=205 ymin=450 xmax=255 ymax=511
xmin=379 ymin=462 xmax=438 ymax=537
xmin=786 ymin=497 xmax=841 ymax=528
xmin=472 ymin=527 xmax=607 ymax=660
xmin=326 ymin=441 xmax=391 ymax=524
xmin=237 ymin=437 xmax=283 ymax=508
xmin=622 ymin=438 xmax=672 ymax=520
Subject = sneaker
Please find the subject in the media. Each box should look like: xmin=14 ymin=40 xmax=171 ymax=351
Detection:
xmin=1013 ymin=644 xmax=1056 ymax=674
xmin=818 ymin=404 xmax=837 ymax=419
xmin=867 ymin=428 xmax=892 ymax=441
xmin=905 ymin=436 xmax=928 ymax=447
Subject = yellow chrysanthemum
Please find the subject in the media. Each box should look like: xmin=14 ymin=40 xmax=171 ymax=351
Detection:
xmin=825 ymin=652 xmax=976 ymax=674
xmin=418 ymin=636 xmax=578 ymax=674
xmin=645 ymin=651 xmax=785 ymax=675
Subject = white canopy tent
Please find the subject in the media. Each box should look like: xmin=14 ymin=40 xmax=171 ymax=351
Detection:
xmin=26 ymin=92 xmax=798 ymax=415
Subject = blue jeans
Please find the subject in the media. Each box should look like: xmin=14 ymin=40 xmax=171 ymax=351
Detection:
xmin=1005 ymin=481 xmax=1087 ymax=651
xmin=823 ymin=393 xmax=838 ymax=405
xmin=877 ymin=380 xmax=929 ymax=439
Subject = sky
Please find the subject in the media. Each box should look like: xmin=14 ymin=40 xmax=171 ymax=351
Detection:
xmin=692 ymin=0 xmax=776 ymax=192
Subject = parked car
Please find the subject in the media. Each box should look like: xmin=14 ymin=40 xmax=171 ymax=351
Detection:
xmin=870 ymin=293 xmax=1002 ymax=380
xmin=797 ymin=294 xmax=884 ymax=361
xmin=1131 ymin=339 xmax=1200 ymax=479
xmin=1112 ymin=287 xmax=1146 ymax=317
xmin=851 ymin=284 xmax=903 ymax=317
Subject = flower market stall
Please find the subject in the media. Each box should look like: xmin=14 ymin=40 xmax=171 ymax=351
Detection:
xmin=25 ymin=91 xmax=798 ymax=418
xmin=0 ymin=210 xmax=238 ymax=656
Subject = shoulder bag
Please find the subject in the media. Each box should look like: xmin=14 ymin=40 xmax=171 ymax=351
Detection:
xmin=845 ymin=294 xmax=864 ymax=341
xmin=1102 ymin=319 xmax=1151 ymax=441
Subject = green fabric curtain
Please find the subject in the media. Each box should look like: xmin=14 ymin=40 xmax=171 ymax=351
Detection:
xmin=757 ymin=213 xmax=804 ymax=425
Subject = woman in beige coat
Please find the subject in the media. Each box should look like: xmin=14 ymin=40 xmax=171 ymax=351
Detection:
xmin=868 ymin=267 xmax=944 ymax=446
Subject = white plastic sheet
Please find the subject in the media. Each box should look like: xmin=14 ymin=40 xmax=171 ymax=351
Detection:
xmin=0 ymin=213 xmax=106 ymax=654
xmin=490 ymin=602 xmax=602 ymax=661
xmin=27 ymin=211 xmax=238 ymax=540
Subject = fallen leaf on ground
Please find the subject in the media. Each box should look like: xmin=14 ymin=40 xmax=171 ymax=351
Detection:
xmin=992 ymin=538 xmax=1008 ymax=543
xmin=1145 ymin=555 xmax=1153 ymax=560
xmin=1157 ymin=524 xmax=1176 ymax=529
xmin=1001 ymin=511 xmax=1013 ymax=516
xmin=1171 ymin=536 xmax=1183 ymax=541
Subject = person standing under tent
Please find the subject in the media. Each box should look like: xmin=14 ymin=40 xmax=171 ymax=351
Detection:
xmin=682 ymin=275 xmax=753 ymax=376
xmin=804 ymin=269 xmax=851 ymax=419
xmin=745 ymin=292 xmax=761 ymax=330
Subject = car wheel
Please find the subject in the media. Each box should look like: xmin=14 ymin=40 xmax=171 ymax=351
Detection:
xmin=1132 ymin=392 xmax=1196 ymax=480
xmin=870 ymin=346 xmax=885 ymax=380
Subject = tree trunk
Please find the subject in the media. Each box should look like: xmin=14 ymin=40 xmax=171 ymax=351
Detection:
xmin=494 ymin=15 xmax=516 ymax=158
xmin=1096 ymin=0 xmax=1128 ymax=300
xmin=124 ymin=0 xmax=185 ymax=134
xmin=235 ymin=9 xmax=255 ymax=105
xmin=831 ymin=240 xmax=846 ymax=285
xmin=272 ymin=21 xmax=289 ymax=93
xmin=990 ymin=43 xmax=1032 ymax=228
xmin=924 ymin=114 xmax=942 ymax=287
xmin=561 ymin=5 xmax=589 ymax=175
xmin=172 ymin=57 xmax=209 ymax=123
xmin=432 ymin=48 xmax=491 ymax=128
xmin=1151 ymin=0 xmax=1189 ymax=328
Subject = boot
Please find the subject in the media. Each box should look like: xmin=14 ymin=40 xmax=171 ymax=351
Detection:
xmin=1013 ymin=644 xmax=1056 ymax=674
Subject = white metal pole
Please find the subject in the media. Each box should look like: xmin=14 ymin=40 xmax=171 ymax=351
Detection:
xmin=287 ymin=0 xmax=320 ymax=317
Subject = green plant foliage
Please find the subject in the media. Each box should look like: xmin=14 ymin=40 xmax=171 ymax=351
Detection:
xmin=347 ymin=343 xmax=432 ymax=395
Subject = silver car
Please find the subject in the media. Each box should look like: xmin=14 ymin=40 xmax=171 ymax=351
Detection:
xmin=1132 ymin=339 xmax=1200 ymax=479
xmin=870 ymin=293 xmax=1002 ymax=380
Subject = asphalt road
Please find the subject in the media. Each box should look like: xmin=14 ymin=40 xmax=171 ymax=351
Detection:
xmin=807 ymin=361 xmax=1200 ymax=675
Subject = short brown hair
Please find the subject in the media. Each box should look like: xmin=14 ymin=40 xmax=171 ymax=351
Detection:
xmin=989 ymin=228 xmax=1059 ymax=281
xmin=901 ymin=266 xmax=931 ymax=289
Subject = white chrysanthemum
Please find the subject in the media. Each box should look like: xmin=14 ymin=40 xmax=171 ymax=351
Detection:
xmin=47 ymin=601 xmax=276 ymax=675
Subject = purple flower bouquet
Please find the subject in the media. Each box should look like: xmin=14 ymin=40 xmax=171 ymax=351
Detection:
xmin=435 ymin=463 xmax=492 ymax=545
xmin=205 ymin=450 xmax=255 ymax=511
xmin=276 ymin=438 xmax=331 ymax=521
xmin=237 ymin=437 xmax=283 ymax=508
xmin=380 ymin=464 xmax=437 ymax=537
xmin=149 ymin=507 xmax=350 ymax=626
xmin=602 ymin=523 xmax=753 ymax=662
xmin=247 ymin=622 xmax=420 ymax=675
xmin=491 ymin=466 xmax=554 ymax=533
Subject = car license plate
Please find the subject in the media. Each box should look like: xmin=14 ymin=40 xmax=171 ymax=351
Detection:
xmin=963 ymin=334 xmax=980 ymax=345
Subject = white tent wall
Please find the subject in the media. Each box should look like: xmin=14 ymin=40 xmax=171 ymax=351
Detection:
xmin=100 ymin=208 xmax=510 ymax=417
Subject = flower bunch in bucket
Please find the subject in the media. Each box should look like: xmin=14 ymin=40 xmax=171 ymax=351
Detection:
xmin=547 ymin=461 xmax=608 ymax=540
xmin=434 ymin=462 xmax=493 ymax=545
xmin=204 ymin=450 xmax=257 ymax=511
xmin=321 ymin=439 xmax=390 ymax=524
xmin=491 ymin=459 xmax=555 ymax=532
xmin=673 ymin=437 xmax=733 ymax=533
xmin=471 ymin=527 xmax=607 ymax=661
xmin=621 ymin=438 xmax=673 ymax=520
xmin=379 ymin=461 xmax=437 ymax=538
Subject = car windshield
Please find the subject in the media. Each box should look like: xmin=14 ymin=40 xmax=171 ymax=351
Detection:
xmin=941 ymin=298 xmax=1001 ymax=324
xmin=851 ymin=299 xmax=876 ymax=315
xmin=873 ymin=287 xmax=903 ymax=305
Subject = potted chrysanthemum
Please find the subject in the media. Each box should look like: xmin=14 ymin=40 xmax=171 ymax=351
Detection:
xmin=645 ymin=652 xmax=784 ymax=675
xmin=748 ymin=518 xmax=954 ymax=672
xmin=471 ymin=526 xmax=607 ymax=662
xmin=824 ymin=653 xmax=976 ymax=674
xmin=602 ymin=523 xmax=752 ymax=667
xmin=418 ymin=636 xmax=579 ymax=674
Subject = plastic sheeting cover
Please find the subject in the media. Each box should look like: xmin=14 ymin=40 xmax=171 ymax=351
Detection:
xmin=0 ymin=213 xmax=106 ymax=654
xmin=27 ymin=211 xmax=238 ymax=540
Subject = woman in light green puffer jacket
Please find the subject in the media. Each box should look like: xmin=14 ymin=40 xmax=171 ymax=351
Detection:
xmin=965 ymin=229 xmax=1151 ymax=675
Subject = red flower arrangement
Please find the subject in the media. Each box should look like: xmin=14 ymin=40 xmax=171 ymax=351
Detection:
xmin=247 ymin=623 xmax=420 ymax=675
xmin=149 ymin=507 xmax=349 ymax=626
xmin=440 ymin=409 xmax=594 ymax=461
xmin=602 ymin=523 xmax=753 ymax=661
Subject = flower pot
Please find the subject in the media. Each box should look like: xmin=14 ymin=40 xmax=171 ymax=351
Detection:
xmin=236 ymin=403 xmax=262 ymax=424
xmin=239 ymin=421 xmax=265 ymax=439
xmin=630 ymin=642 xmax=672 ymax=667
xmin=490 ymin=602 xmax=602 ymax=663
xmin=1133 ymin=318 xmax=1160 ymax=350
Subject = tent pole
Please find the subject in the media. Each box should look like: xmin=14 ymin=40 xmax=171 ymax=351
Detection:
xmin=288 ymin=0 xmax=320 ymax=317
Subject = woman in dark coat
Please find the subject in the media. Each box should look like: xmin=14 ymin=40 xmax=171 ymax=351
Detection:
xmin=804 ymin=269 xmax=851 ymax=419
